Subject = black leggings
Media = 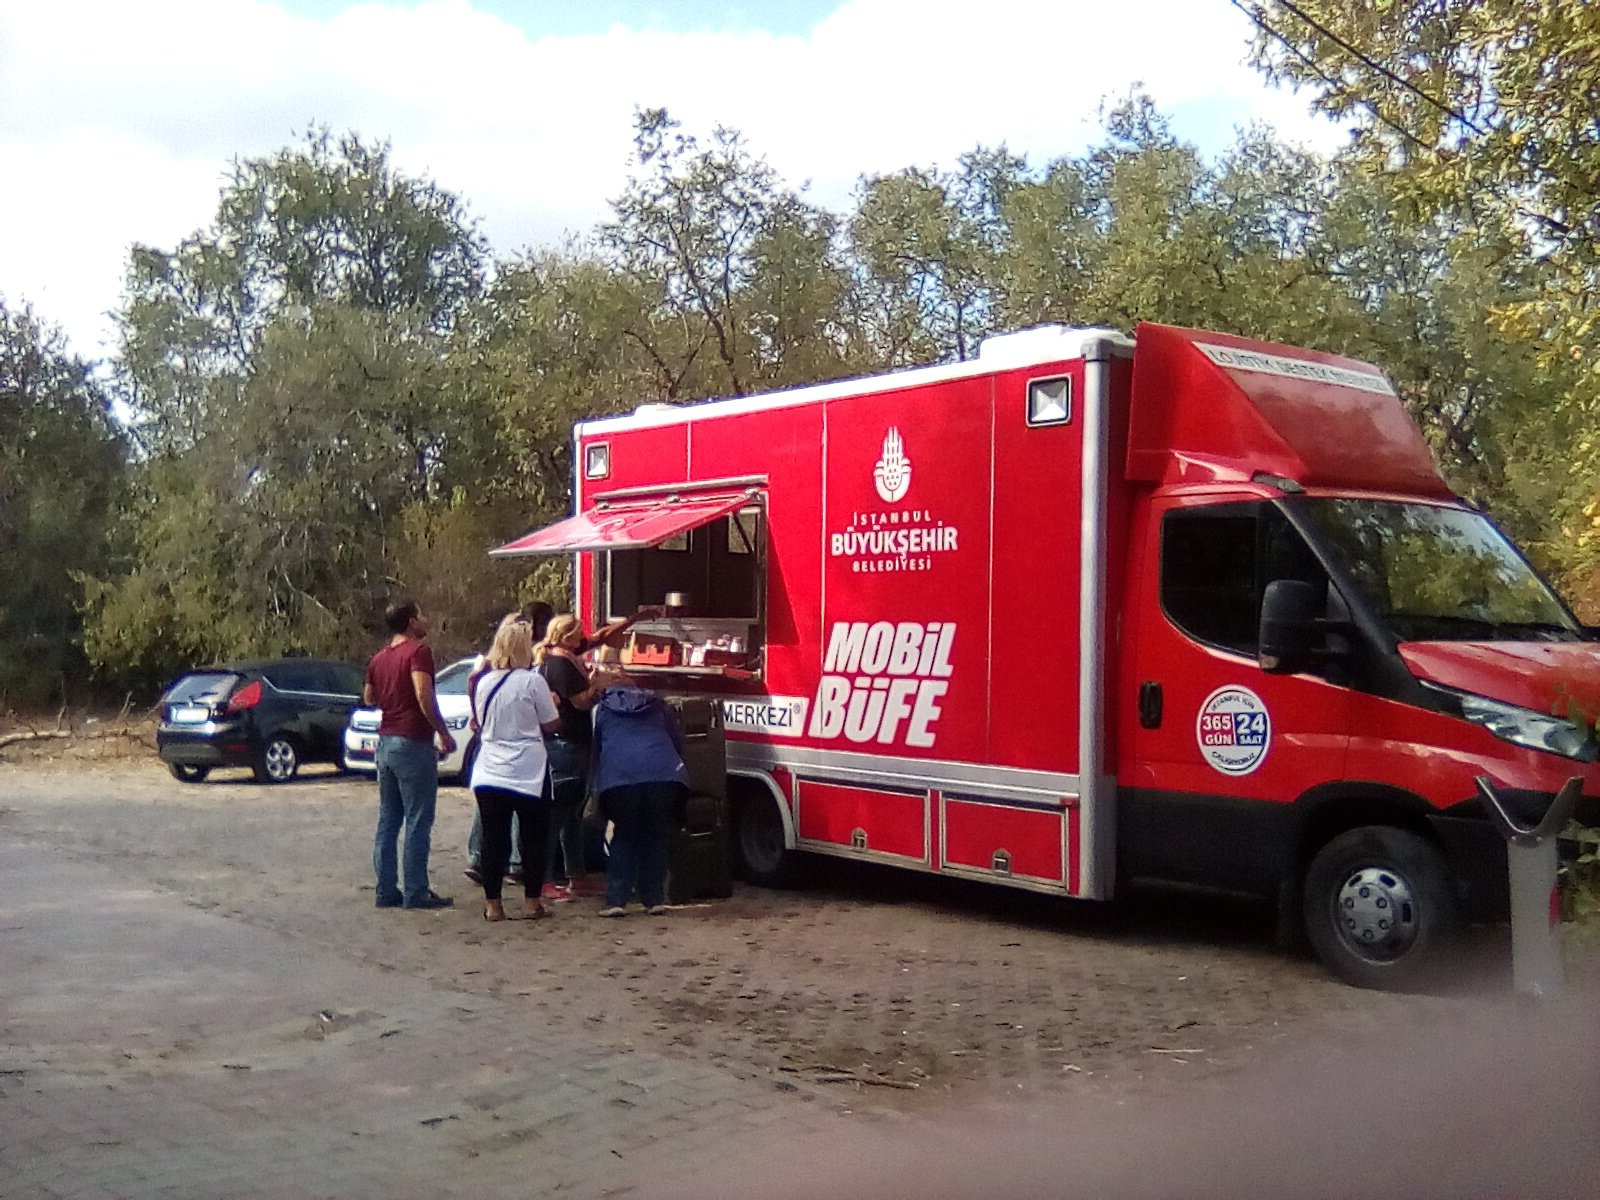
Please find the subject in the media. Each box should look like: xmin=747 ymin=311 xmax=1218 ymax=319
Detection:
xmin=473 ymin=785 xmax=550 ymax=901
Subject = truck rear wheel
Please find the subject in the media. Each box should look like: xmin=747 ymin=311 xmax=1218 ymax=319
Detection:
xmin=1303 ymin=825 xmax=1457 ymax=990
xmin=733 ymin=791 xmax=806 ymax=888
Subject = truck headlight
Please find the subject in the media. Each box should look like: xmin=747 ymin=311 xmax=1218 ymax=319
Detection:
xmin=1453 ymin=691 xmax=1598 ymax=762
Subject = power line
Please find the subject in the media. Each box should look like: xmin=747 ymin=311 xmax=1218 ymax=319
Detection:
xmin=1228 ymin=1 xmax=1411 ymax=145
xmin=1232 ymin=0 xmax=1487 ymax=139
xmin=1230 ymin=0 xmax=1574 ymax=242
xmin=1226 ymin=0 xmax=1427 ymax=150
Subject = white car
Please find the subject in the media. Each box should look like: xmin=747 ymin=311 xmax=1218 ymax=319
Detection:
xmin=341 ymin=656 xmax=478 ymax=782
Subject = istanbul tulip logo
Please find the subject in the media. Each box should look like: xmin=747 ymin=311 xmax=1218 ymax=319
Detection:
xmin=874 ymin=427 xmax=911 ymax=502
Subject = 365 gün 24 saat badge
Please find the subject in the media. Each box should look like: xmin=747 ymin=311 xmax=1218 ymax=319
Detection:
xmin=1195 ymin=686 xmax=1271 ymax=776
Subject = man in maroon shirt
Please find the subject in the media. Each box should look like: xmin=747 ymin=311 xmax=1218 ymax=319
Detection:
xmin=365 ymin=600 xmax=457 ymax=909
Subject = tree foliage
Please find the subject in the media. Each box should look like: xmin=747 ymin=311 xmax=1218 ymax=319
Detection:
xmin=849 ymin=146 xmax=1023 ymax=363
xmin=120 ymin=129 xmax=487 ymax=458
xmin=1243 ymin=1 xmax=1599 ymax=287
xmin=1241 ymin=0 xmax=1600 ymax=604
xmin=85 ymin=131 xmax=512 ymax=684
xmin=6 ymin=85 xmax=1591 ymax=698
xmin=599 ymin=109 xmax=859 ymax=399
xmin=0 ymin=303 xmax=127 ymax=705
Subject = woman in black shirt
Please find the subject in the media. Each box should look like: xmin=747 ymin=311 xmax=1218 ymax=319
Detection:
xmin=534 ymin=613 xmax=629 ymax=898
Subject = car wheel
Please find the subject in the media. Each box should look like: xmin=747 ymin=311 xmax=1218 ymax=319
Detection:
xmin=169 ymin=763 xmax=210 ymax=783
xmin=253 ymin=736 xmax=301 ymax=784
xmin=1303 ymin=825 xmax=1457 ymax=990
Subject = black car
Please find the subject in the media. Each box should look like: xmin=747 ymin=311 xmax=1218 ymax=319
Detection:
xmin=156 ymin=658 xmax=366 ymax=783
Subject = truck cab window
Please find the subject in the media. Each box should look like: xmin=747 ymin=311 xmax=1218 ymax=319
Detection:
xmin=1161 ymin=503 xmax=1328 ymax=655
xmin=1294 ymin=498 xmax=1579 ymax=642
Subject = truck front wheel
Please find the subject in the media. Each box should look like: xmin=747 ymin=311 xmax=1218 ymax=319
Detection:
xmin=1303 ymin=825 xmax=1457 ymax=990
xmin=733 ymin=792 xmax=806 ymax=888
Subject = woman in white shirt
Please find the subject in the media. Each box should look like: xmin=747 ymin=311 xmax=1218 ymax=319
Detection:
xmin=470 ymin=614 xmax=561 ymax=921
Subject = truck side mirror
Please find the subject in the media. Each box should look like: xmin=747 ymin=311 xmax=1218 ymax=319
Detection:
xmin=1259 ymin=580 xmax=1321 ymax=675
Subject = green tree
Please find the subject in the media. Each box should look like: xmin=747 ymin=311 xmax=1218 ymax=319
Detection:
xmin=848 ymin=147 xmax=1021 ymax=364
xmin=463 ymin=252 xmax=648 ymax=516
xmin=985 ymin=96 xmax=1556 ymax=542
xmin=0 ymin=303 xmax=127 ymax=706
xmin=599 ymin=108 xmax=856 ymax=400
xmin=120 ymin=127 xmax=486 ymax=457
xmin=1243 ymin=0 xmax=1598 ymax=306
xmin=1241 ymin=0 xmax=1600 ymax=612
xmin=456 ymin=111 xmax=865 ymax=619
xmin=87 ymin=132 xmax=503 ymax=680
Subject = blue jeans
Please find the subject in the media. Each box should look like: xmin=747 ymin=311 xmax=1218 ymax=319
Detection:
xmin=373 ymin=735 xmax=439 ymax=906
xmin=601 ymin=782 xmax=682 ymax=909
xmin=546 ymin=796 xmax=583 ymax=884
xmin=547 ymin=739 xmax=588 ymax=883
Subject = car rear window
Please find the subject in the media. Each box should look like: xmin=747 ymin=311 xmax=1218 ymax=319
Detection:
xmin=261 ymin=662 xmax=322 ymax=692
xmin=162 ymin=672 xmax=243 ymax=703
xmin=261 ymin=660 xmax=365 ymax=695
xmin=327 ymin=664 xmax=365 ymax=696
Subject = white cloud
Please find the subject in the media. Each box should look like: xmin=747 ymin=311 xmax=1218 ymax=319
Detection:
xmin=0 ymin=0 xmax=1341 ymax=361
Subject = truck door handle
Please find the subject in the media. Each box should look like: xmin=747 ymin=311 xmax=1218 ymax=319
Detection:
xmin=1139 ymin=681 xmax=1163 ymax=729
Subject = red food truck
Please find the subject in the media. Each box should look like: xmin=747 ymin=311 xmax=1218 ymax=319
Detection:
xmin=493 ymin=322 xmax=1600 ymax=987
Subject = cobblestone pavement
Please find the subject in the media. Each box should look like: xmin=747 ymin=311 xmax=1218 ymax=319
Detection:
xmin=0 ymin=837 xmax=849 ymax=1200
xmin=3 ymin=759 xmax=1598 ymax=1198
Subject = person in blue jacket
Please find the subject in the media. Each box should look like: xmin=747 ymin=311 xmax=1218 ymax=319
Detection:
xmin=591 ymin=681 xmax=688 ymax=916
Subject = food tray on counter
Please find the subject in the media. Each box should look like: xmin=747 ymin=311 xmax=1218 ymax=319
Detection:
xmin=620 ymin=632 xmax=680 ymax=666
xmin=622 ymin=664 xmax=757 ymax=681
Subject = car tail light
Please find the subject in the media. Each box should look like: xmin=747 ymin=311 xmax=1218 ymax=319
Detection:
xmin=226 ymin=680 xmax=263 ymax=713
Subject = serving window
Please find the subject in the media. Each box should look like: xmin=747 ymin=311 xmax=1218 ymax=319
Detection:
xmin=488 ymin=484 xmax=767 ymax=678
xmin=602 ymin=504 xmax=762 ymax=620
xmin=597 ymin=501 xmax=766 ymax=677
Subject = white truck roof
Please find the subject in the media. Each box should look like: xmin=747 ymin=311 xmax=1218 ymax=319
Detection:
xmin=579 ymin=325 xmax=1132 ymax=436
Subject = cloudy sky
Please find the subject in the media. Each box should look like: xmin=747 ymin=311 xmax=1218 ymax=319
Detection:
xmin=0 ymin=0 xmax=1343 ymax=362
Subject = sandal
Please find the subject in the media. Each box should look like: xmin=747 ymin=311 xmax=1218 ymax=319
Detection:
xmin=484 ymin=902 xmax=508 ymax=922
xmin=522 ymin=900 xmax=549 ymax=920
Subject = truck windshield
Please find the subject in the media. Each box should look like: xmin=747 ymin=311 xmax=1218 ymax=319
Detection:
xmin=1297 ymin=499 xmax=1582 ymax=643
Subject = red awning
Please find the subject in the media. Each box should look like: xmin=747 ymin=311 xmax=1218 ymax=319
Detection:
xmin=489 ymin=491 xmax=753 ymax=557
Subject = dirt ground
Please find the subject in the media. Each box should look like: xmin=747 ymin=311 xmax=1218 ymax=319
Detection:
xmin=3 ymin=731 xmax=1596 ymax=1118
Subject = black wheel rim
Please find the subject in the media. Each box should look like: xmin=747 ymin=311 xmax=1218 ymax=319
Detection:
xmin=740 ymin=803 xmax=784 ymax=873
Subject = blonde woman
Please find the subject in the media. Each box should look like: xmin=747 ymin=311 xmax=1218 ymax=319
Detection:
xmin=470 ymin=614 xmax=560 ymax=921
xmin=535 ymin=614 xmax=622 ymax=899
